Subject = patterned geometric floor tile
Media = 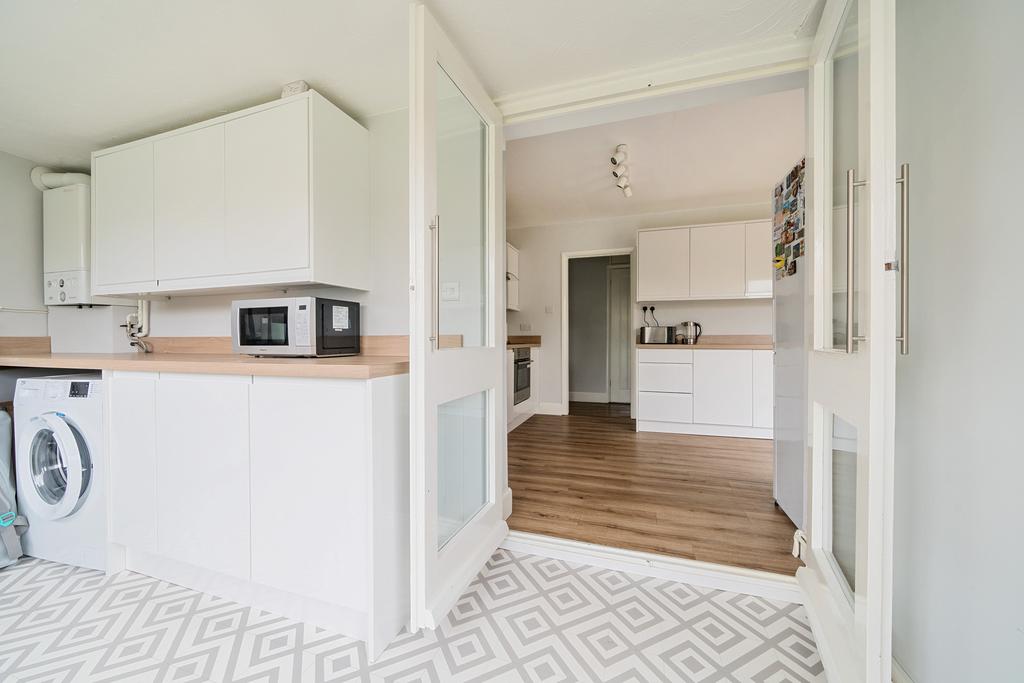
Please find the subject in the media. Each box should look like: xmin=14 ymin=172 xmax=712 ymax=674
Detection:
xmin=0 ymin=551 xmax=825 ymax=682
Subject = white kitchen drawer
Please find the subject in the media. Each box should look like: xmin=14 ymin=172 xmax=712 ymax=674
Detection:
xmin=637 ymin=348 xmax=694 ymax=364
xmin=638 ymin=363 xmax=693 ymax=393
xmin=638 ymin=391 xmax=693 ymax=423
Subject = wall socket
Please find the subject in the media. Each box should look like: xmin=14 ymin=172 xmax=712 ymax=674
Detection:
xmin=519 ymin=323 xmax=532 ymax=331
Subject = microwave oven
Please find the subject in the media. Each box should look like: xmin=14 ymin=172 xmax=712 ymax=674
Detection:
xmin=231 ymin=297 xmax=360 ymax=357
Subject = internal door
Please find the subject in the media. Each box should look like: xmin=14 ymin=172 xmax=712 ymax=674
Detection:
xmin=409 ymin=3 xmax=508 ymax=630
xmin=800 ymin=0 xmax=899 ymax=681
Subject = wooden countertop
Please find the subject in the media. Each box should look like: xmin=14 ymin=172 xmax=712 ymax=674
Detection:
xmin=507 ymin=335 xmax=541 ymax=349
xmin=0 ymin=352 xmax=409 ymax=379
xmin=636 ymin=334 xmax=773 ymax=351
xmin=0 ymin=336 xmax=408 ymax=379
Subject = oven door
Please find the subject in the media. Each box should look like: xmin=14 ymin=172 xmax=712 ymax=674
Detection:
xmin=514 ymin=357 xmax=532 ymax=405
xmin=233 ymin=299 xmax=301 ymax=355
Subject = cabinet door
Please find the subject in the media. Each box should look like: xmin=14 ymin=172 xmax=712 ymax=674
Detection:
xmin=693 ymin=350 xmax=753 ymax=426
xmin=506 ymin=243 xmax=520 ymax=279
xmin=745 ymin=221 xmax=773 ymax=296
xmin=752 ymin=350 xmax=774 ymax=428
xmin=689 ymin=224 xmax=746 ymax=298
xmin=637 ymin=228 xmax=689 ymax=300
xmin=225 ymin=99 xmax=310 ymax=275
xmin=109 ymin=372 xmax=157 ymax=552
xmin=155 ymin=374 xmax=250 ymax=579
xmin=250 ymin=378 xmax=367 ymax=608
xmin=93 ymin=145 xmax=155 ymax=288
xmin=154 ymin=125 xmax=226 ymax=280
xmin=506 ymin=275 xmax=520 ymax=311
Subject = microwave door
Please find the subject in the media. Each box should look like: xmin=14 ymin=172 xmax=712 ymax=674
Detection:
xmin=240 ymin=306 xmax=290 ymax=347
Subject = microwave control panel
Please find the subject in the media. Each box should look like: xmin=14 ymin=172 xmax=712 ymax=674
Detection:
xmin=295 ymin=304 xmax=312 ymax=345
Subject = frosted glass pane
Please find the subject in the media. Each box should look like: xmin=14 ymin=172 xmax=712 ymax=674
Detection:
xmin=437 ymin=391 xmax=488 ymax=549
xmin=436 ymin=65 xmax=488 ymax=349
xmin=831 ymin=414 xmax=858 ymax=592
xmin=830 ymin=2 xmax=860 ymax=350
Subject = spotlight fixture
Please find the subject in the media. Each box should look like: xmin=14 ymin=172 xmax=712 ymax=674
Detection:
xmin=616 ymin=176 xmax=630 ymax=191
xmin=610 ymin=144 xmax=628 ymax=165
xmin=622 ymin=185 xmax=633 ymax=198
xmin=611 ymin=163 xmax=629 ymax=179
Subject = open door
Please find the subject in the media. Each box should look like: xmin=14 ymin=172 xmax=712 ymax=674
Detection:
xmin=408 ymin=3 xmax=508 ymax=631
xmin=800 ymin=0 xmax=898 ymax=681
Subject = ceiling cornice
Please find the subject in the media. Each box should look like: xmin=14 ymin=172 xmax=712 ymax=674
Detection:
xmin=496 ymin=33 xmax=813 ymax=124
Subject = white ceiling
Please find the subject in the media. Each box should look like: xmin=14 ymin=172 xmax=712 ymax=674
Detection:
xmin=506 ymin=88 xmax=806 ymax=229
xmin=0 ymin=0 xmax=818 ymax=169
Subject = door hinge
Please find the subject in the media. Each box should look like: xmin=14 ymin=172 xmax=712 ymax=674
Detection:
xmin=792 ymin=529 xmax=808 ymax=559
xmin=885 ymin=260 xmax=900 ymax=272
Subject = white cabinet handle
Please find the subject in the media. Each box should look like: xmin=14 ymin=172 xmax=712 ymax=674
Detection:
xmin=429 ymin=215 xmax=440 ymax=350
xmin=896 ymin=163 xmax=910 ymax=355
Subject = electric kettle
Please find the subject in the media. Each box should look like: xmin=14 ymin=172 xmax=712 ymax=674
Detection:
xmin=677 ymin=321 xmax=702 ymax=345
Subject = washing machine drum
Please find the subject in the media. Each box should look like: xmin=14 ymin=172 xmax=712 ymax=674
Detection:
xmin=18 ymin=414 xmax=93 ymax=521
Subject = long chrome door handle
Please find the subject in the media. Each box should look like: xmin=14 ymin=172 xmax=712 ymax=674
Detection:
xmin=429 ymin=215 xmax=440 ymax=350
xmin=896 ymin=163 xmax=910 ymax=355
xmin=846 ymin=168 xmax=868 ymax=353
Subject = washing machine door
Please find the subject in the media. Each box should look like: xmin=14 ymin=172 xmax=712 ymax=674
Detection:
xmin=18 ymin=413 xmax=92 ymax=521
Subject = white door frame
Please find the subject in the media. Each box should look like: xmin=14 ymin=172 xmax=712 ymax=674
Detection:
xmin=560 ymin=247 xmax=634 ymax=415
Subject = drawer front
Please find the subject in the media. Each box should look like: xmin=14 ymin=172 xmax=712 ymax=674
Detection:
xmin=637 ymin=348 xmax=694 ymax=364
xmin=638 ymin=363 xmax=693 ymax=393
xmin=638 ymin=391 xmax=693 ymax=423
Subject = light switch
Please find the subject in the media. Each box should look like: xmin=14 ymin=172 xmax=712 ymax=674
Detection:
xmin=441 ymin=281 xmax=461 ymax=302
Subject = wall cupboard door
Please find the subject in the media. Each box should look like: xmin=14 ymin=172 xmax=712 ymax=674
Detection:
xmin=752 ymin=349 xmax=774 ymax=428
xmin=108 ymin=372 xmax=157 ymax=552
xmin=506 ymin=275 xmax=520 ymax=311
xmin=745 ymin=221 xmax=773 ymax=296
xmin=693 ymin=350 xmax=753 ymax=426
xmin=637 ymin=228 xmax=690 ymax=300
xmin=92 ymin=145 xmax=155 ymax=288
xmin=250 ymin=378 xmax=367 ymax=609
xmin=154 ymin=125 xmax=226 ymax=280
xmin=155 ymin=374 xmax=251 ymax=579
xmin=689 ymin=224 xmax=746 ymax=298
xmin=225 ymin=99 xmax=310 ymax=275
xmin=506 ymin=243 xmax=520 ymax=279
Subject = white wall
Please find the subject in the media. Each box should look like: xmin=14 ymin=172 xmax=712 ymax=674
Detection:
xmin=144 ymin=108 xmax=410 ymax=338
xmin=0 ymin=150 xmax=46 ymax=336
xmin=508 ymin=205 xmax=773 ymax=409
xmin=893 ymin=2 xmax=1023 ymax=681
xmin=568 ymin=256 xmax=609 ymax=397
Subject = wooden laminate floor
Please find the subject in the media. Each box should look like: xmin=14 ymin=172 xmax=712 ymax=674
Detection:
xmin=507 ymin=402 xmax=802 ymax=575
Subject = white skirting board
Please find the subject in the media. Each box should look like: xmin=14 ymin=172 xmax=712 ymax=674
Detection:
xmin=500 ymin=531 xmax=802 ymax=604
xmin=568 ymin=391 xmax=609 ymax=403
xmin=124 ymin=548 xmax=368 ymax=641
xmin=892 ymin=659 xmax=915 ymax=683
xmin=637 ymin=420 xmax=772 ymax=439
xmin=536 ymin=402 xmax=565 ymax=416
xmin=507 ymin=410 xmax=533 ymax=432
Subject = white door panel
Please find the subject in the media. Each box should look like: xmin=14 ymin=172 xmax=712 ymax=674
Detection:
xmin=690 ymin=224 xmax=745 ymax=298
xmin=410 ymin=4 xmax=507 ymax=632
xmin=693 ymin=350 xmax=753 ymax=426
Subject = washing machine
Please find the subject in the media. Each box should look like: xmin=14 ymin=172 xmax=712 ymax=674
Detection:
xmin=15 ymin=374 xmax=106 ymax=571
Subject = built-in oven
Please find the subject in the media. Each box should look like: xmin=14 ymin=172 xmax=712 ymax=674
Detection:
xmin=513 ymin=348 xmax=532 ymax=405
xmin=231 ymin=296 xmax=360 ymax=357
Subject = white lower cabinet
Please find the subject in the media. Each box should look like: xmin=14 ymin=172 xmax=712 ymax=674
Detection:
xmin=636 ymin=348 xmax=772 ymax=437
xmin=249 ymin=377 xmax=367 ymax=611
xmin=106 ymin=370 xmax=409 ymax=657
xmin=108 ymin=372 xmax=157 ymax=552
xmin=155 ymin=374 xmax=251 ymax=580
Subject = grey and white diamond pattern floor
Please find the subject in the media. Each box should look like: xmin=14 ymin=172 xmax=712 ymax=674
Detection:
xmin=0 ymin=550 xmax=824 ymax=682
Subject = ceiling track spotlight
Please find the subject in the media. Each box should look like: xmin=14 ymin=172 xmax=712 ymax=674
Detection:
xmin=610 ymin=144 xmax=628 ymax=166
xmin=611 ymin=163 xmax=629 ymax=179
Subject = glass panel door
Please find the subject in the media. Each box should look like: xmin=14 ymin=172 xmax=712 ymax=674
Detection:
xmin=409 ymin=3 xmax=507 ymax=638
xmin=802 ymin=0 xmax=899 ymax=680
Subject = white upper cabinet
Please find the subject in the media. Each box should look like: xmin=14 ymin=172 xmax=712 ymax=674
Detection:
xmin=92 ymin=144 xmax=155 ymax=289
xmin=689 ymin=224 xmax=746 ymax=298
xmin=506 ymin=243 xmax=521 ymax=311
xmin=637 ymin=220 xmax=773 ymax=302
xmin=154 ymin=125 xmax=226 ymax=281
xmin=225 ymin=99 xmax=310 ymax=275
xmin=744 ymin=220 xmax=773 ymax=297
xmin=637 ymin=228 xmax=690 ymax=300
xmin=506 ymin=243 xmax=520 ymax=279
xmin=92 ymin=91 xmax=369 ymax=296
